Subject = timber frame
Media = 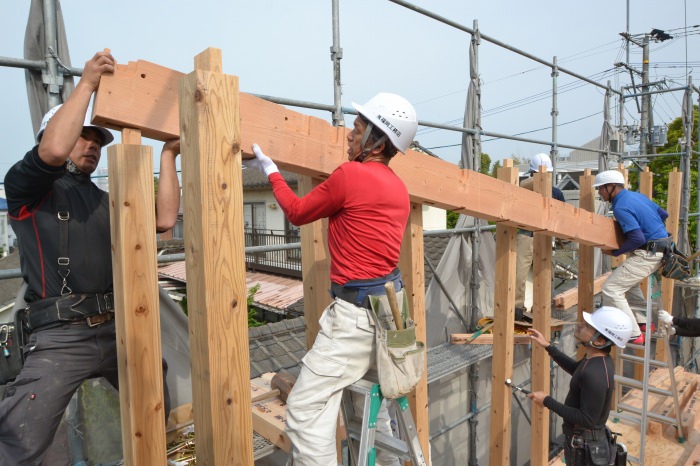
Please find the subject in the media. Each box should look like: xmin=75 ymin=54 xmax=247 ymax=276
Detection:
xmin=95 ymin=48 xmax=680 ymax=465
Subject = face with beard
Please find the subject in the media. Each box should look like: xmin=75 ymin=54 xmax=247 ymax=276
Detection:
xmin=68 ymin=128 xmax=103 ymax=174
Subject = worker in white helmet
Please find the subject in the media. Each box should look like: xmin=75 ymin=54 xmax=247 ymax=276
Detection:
xmin=594 ymin=170 xmax=671 ymax=344
xmin=0 ymin=50 xmax=180 ymax=465
xmin=527 ymin=307 xmax=633 ymax=465
xmin=245 ymin=93 xmax=418 ymax=466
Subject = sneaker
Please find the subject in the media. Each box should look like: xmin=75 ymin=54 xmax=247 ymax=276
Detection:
xmin=629 ymin=334 xmax=645 ymax=345
xmin=639 ymin=323 xmax=656 ymax=333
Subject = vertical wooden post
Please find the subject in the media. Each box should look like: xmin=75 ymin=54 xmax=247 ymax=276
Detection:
xmin=398 ymin=203 xmax=429 ymax=463
xmin=578 ymin=170 xmax=596 ymax=360
xmin=657 ymin=168 xmax=682 ymax=361
xmin=530 ymin=168 xmax=554 ymax=465
xmin=639 ymin=168 xmax=653 ymax=300
xmin=298 ymin=176 xmax=331 ymax=349
xmin=108 ymin=128 xmax=167 ymax=466
xmin=179 ymin=48 xmax=253 ymax=465
xmin=489 ymin=159 xmax=518 ymax=465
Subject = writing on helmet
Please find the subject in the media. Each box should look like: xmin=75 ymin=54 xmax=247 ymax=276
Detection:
xmin=377 ymin=114 xmax=402 ymax=138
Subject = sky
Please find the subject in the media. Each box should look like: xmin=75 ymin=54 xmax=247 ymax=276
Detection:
xmin=0 ymin=0 xmax=698 ymax=182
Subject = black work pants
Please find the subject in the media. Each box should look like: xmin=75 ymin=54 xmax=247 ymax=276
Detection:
xmin=0 ymin=319 xmax=170 ymax=466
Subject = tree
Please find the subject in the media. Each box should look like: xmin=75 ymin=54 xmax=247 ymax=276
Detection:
xmin=638 ymin=105 xmax=699 ymax=248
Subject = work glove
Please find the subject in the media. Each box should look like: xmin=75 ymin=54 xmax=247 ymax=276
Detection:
xmin=658 ymin=310 xmax=676 ymax=335
xmin=658 ymin=310 xmax=674 ymax=326
xmin=244 ymin=144 xmax=280 ymax=177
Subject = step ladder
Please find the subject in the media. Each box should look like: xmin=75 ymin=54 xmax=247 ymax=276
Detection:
xmin=340 ymin=377 xmax=427 ymax=466
xmin=610 ymin=277 xmax=685 ymax=465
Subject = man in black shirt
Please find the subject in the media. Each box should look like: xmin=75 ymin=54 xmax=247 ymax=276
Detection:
xmin=0 ymin=50 xmax=181 ymax=465
xmin=527 ymin=306 xmax=633 ymax=465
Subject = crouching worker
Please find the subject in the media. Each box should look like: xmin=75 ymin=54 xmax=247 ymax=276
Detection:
xmin=0 ymin=50 xmax=179 ymax=465
xmin=245 ymin=93 xmax=417 ymax=466
xmin=527 ymin=306 xmax=633 ymax=466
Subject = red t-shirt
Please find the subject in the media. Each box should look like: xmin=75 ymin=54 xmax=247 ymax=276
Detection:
xmin=269 ymin=161 xmax=409 ymax=285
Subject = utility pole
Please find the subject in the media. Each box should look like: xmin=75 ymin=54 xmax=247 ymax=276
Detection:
xmin=640 ymin=34 xmax=650 ymax=158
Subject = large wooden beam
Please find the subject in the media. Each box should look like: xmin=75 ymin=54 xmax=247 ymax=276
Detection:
xmin=179 ymin=48 xmax=253 ymax=465
xmin=489 ymin=160 xmax=518 ymax=465
xmin=92 ymin=59 xmax=620 ymax=248
xmin=108 ymin=137 xmax=167 ymax=466
xmin=530 ymin=168 xmax=553 ymax=466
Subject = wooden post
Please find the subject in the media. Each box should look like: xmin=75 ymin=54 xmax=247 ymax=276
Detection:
xmin=530 ymin=168 xmax=554 ymax=465
xmin=489 ymin=159 xmax=519 ymax=465
xmin=657 ymin=168 xmax=682 ymax=361
xmin=398 ymin=202 xmax=429 ymax=462
xmin=578 ymin=170 xmax=596 ymax=359
xmin=298 ymin=176 xmax=331 ymax=349
xmin=108 ymin=129 xmax=167 ymax=465
xmin=179 ymin=48 xmax=253 ymax=465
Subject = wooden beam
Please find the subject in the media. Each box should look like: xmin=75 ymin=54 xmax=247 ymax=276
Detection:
xmin=489 ymin=160 xmax=518 ymax=465
xmin=658 ymin=168 xmax=682 ymax=361
xmin=399 ymin=202 xmax=429 ymax=463
xmin=108 ymin=141 xmax=167 ymax=466
xmin=530 ymin=168 xmax=553 ymax=466
xmin=553 ymin=272 xmax=610 ymax=310
xmin=179 ymin=48 xmax=253 ymax=465
xmin=92 ymin=59 xmax=621 ymax=248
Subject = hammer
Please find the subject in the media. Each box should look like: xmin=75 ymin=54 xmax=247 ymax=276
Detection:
xmin=271 ymin=371 xmax=297 ymax=404
xmin=385 ymin=281 xmax=404 ymax=330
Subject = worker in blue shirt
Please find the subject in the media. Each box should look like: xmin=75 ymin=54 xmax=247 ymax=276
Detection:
xmin=594 ymin=170 xmax=671 ymax=344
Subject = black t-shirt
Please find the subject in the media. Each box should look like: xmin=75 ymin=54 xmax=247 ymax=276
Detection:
xmin=543 ymin=345 xmax=614 ymax=429
xmin=4 ymin=146 xmax=113 ymax=302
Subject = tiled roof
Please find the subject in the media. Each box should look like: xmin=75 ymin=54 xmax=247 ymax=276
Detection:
xmin=248 ymin=316 xmax=306 ymax=379
xmin=158 ymin=262 xmax=304 ymax=311
xmin=423 ymin=234 xmax=451 ymax=289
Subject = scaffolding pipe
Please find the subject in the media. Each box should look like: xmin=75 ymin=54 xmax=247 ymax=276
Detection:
xmin=42 ymin=0 xmax=61 ymax=107
xmin=387 ymin=0 xmax=621 ymax=95
xmin=330 ymin=0 xmax=344 ymax=127
xmin=467 ymin=20 xmax=482 ymax=465
xmin=550 ymin=56 xmax=559 ymax=178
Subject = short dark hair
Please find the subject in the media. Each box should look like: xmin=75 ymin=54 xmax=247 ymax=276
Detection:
xmin=359 ymin=115 xmax=399 ymax=158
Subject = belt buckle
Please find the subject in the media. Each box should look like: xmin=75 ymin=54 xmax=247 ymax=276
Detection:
xmin=86 ymin=313 xmax=111 ymax=327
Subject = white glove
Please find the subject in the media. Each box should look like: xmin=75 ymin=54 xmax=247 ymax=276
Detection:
xmin=244 ymin=144 xmax=279 ymax=177
xmin=658 ymin=310 xmax=674 ymax=326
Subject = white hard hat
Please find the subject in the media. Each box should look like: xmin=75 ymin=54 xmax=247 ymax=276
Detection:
xmin=583 ymin=307 xmax=634 ymax=348
xmin=529 ymin=153 xmax=553 ymax=173
xmin=351 ymin=93 xmax=417 ymax=153
xmin=36 ymin=104 xmax=114 ymax=146
xmin=593 ymin=170 xmax=625 ymax=188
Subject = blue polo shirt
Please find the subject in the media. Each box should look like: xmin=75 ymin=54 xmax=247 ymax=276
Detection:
xmin=612 ymin=189 xmax=668 ymax=241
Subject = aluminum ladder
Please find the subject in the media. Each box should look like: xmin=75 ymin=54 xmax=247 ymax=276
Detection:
xmin=610 ymin=277 xmax=685 ymax=464
xmin=341 ymin=377 xmax=427 ymax=466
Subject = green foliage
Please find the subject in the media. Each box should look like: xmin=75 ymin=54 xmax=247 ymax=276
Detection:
xmin=637 ymin=105 xmax=699 ymax=247
xmin=490 ymin=160 xmax=502 ymax=177
xmin=247 ymin=283 xmax=263 ymax=327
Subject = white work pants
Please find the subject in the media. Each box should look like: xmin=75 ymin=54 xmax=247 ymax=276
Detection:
xmin=602 ymin=249 xmax=663 ymax=338
xmin=285 ymin=298 xmax=400 ymax=466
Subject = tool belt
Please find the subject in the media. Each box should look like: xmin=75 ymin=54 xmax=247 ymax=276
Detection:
xmin=564 ymin=424 xmax=614 ymax=466
xmin=330 ymin=268 xmax=403 ymax=309
xmin=26 ymin=293 xmax=115 ymax=331
xmin=642 ymin=236 xmax=672 ymax=254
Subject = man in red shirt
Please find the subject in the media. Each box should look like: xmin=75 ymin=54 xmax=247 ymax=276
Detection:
xmin=245 ymin=93 xmax=417 ymax=466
